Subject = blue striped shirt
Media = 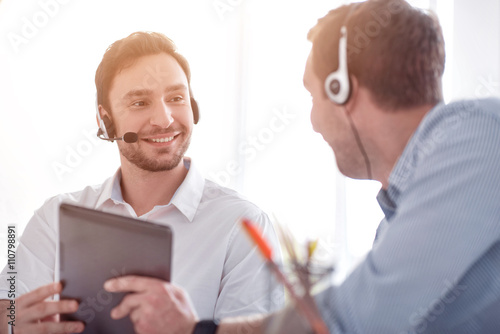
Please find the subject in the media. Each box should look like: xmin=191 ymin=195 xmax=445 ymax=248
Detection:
xmin=315 ymin=98 xmax=500 ymax=333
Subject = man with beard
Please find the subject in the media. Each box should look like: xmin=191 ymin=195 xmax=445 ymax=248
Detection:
xmin=0 ymin=32 xmax=283 ymax=334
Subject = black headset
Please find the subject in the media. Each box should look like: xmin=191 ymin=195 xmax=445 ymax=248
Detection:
xmin=97 ymin=95 xmax=199 ymax=141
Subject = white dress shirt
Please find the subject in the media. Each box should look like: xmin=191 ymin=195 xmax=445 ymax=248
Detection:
xmin=0 ymin=158 xmax=284 ymax=319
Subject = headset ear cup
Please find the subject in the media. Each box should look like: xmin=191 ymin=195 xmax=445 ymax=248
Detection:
xmin=191 ymin=97 xmax=200 ymax=124
xmin=102 ymin=115 xmax=116 ymax=138
xmin=324 ymin=26 xmax=351 ymax=105
xmin=325 ymin=70 xmax=351 ymax=105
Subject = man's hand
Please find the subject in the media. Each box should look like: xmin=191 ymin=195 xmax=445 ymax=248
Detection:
xmin=14 ymin=282 xmax=84 ymax=334
xmin=104 ymin=276 xmax=198 ymax=334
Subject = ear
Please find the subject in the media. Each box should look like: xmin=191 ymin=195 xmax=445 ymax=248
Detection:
xmin=98 ymin=105 xmax=110 ymax=119
xmin=96 ymin=105 xmax=111 ymax=125
xmin=96 ymin=107 xmax=101 ymax=128
xmin=190 ymin=97 xmax=200 ymax=124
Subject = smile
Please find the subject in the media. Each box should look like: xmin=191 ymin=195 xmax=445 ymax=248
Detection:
xmin=148 ymin=136 xmax=175 ymax=143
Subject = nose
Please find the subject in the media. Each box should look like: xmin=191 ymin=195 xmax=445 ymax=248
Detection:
xmin=150 ymin=101 xmax=174 ymax=128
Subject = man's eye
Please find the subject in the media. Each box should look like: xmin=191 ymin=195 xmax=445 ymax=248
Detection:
xmin=132 ymin=101 xmax=145 ymax=106
xmin=170 ymin=96 xmax=183 ymax=102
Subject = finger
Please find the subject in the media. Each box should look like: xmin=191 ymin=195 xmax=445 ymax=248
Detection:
xmin=17 ymin=282 xmax=61 ymax=309
xmin=16 ymin=320 xmax=84 ymax=334
xmin=104 ymin=275 xmax=166 ymax=293
xmin=40 ymin=314 xmax=57 ymax=322
xmin=165 ymin=283 xmax=194 ymax=306
xmin=171 ymin=284 xmax=188 ymax=300
xmin=129 ymin=307 xmax=152 ymax=334
xmin=19 ymin=300 xmax=79 ymax=324
xmin=130 ymin=306 xmax=142 ymax=324
xmin=110 ymin=292 xmax=144 ymax=320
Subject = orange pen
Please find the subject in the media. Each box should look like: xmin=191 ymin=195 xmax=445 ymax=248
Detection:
xmin=241 ymin=218 xmax=329 ymax=334
xmin=242 ymin=218 xmax=273 ymax=261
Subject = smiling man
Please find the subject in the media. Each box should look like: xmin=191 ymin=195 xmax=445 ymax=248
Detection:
xmin=0 ymin=32 xmax=283 ymax=334
xmin=98 ymin=51 xmax=195 ymax=217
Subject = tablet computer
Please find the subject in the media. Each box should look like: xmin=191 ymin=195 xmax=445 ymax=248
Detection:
xmin=58 ymin=203 xmax=172 ymax=334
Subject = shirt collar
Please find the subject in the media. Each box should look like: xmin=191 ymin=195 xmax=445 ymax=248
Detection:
xmin=94 ymin=157 xmax=204 ymax=222
xmin=170 ymin=157 xmax=205 ymax=222
xmin=95 ymin=169 xmax=121 ymax=210
xmin=376 ymin=188 xmax=397 ymax=222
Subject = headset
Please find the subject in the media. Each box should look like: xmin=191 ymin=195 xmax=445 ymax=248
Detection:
xmin=96 ymin=94 xmax=200 ymax=143
xmin=324 ymin=3 xmax=373 ymax=179
xmin=324 ymin=4 xmax=359 ymax=105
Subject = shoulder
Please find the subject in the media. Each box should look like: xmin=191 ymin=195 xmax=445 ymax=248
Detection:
xmin=398 ymin=99 xmax=500 ymax=176
xmin=423 ymin=98 xmax=500 ymax=156
xmin=200 ymin=179 xmax=266 ymax=218
xmin=389 ymin=98 xmax=500 ymax=202
xmin=199 ymin=181 xmax=282 ymax=261
xmin=196 ymin=179 xmax=276 ymax=243
xmin=417 ymin=98 xmax=500 ymax=141
xmin=393 ymin=98 xmax=500 ymax=204
xmin=35 ymin=181 xmax=109 ymax=223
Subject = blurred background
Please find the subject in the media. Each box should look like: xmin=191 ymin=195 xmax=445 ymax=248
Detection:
xmin=0 ymin=0 xmax=499 ymax=282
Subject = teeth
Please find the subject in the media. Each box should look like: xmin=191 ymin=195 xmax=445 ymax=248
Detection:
xmin=150 ymin=136 xmax=174 ymax=143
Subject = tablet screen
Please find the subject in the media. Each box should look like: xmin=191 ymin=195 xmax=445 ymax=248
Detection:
xmin=58 ymin=203 xmax=172 ymax=334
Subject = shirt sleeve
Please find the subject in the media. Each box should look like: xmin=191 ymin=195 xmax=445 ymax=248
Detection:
xmin=0 ymin=198 xmax=58 ymax=300
xmin=314 ymin=109 xmax=500 ymax=333
xmin=214 ymin=210 xmax=285 ymax=319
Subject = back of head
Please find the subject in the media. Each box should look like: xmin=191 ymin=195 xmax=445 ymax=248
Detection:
xmin=308 ymin=0 xmax=445 ymax=110
xmin=95 ymin=31 xmax=192 ymax=112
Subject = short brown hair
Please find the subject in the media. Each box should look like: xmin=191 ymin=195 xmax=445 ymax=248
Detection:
xmin=308 ymin=0 xmax=445 ymax=110
xmin=95 ymin=31 xmax=192 ymax=112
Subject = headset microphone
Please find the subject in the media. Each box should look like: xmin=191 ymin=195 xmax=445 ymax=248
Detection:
xmin=97 ymin=129 xmax=138 ymax=143
xmin=96 ymin=102 xmax=138 ymax=143
xmin=95 ymin=97 xmax=139 ymax=143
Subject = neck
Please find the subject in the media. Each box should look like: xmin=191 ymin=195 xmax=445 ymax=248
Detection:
xmin=369 ymin=104 xmax=436 ymax=189
xmin=119 ymin=157 xmax=188 ymax=216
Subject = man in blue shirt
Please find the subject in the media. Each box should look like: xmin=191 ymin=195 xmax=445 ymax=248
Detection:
xmin=125 ymin=0 xmax=500 ymax=333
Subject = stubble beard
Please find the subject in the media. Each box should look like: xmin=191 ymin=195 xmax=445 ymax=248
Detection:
xmin=119 ymin=131 xmax=192 ymax=172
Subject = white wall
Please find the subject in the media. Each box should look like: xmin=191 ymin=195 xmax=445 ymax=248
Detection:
xmin=451 ymin=0 xmax=500 ymax=100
